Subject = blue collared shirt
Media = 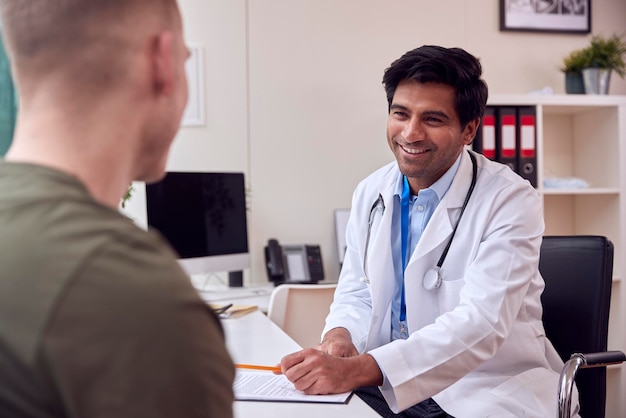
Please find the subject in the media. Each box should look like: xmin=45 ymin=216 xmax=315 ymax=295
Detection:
xmin=390 ymin=153 xmax=462 ymax=340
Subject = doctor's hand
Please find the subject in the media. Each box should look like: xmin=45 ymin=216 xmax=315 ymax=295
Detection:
xmin=280 ymin=348 xmax=383 ymax=395
xmin=316 ymin=327 xmax=359 ymax=357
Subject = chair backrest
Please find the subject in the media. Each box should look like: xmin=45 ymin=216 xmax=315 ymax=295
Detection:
xmin=539 ymin=235 xmax=614 ymax=418
xmin=267 ymin=283 xmax=337 ymax=348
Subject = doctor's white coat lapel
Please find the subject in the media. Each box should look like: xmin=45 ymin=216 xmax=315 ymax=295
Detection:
xmin=408 ymin=150 xmax=475 ymax=267
xmin=403 ymin=151 xmax=476 ymax=328
xmin=363 ymin=151 xmax=477 ymax=348
xmin=363 ymin=176 xmax=396 ymax=345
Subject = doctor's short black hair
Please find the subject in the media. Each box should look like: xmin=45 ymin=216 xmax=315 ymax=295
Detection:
xmin=382 ymin=45 xmax=489 ymax=129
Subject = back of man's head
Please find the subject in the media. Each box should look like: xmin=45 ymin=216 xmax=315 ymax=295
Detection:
xmin=0 ymin=0 xmax=179 ymax=98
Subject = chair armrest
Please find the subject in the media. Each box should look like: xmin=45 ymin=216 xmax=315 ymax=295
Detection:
xmin=579 ymin=351 xmax=626 ymax=368
xmin=558 ymin=351 xmax=626 ymax=418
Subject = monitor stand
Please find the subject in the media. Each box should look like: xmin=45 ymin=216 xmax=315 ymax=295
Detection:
xmin=228 ymin=270 xmax=244 ymax=287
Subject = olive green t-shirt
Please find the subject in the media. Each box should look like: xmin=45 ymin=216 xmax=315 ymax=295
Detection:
xmin=0 ymin=162 xmax=234 ymax=418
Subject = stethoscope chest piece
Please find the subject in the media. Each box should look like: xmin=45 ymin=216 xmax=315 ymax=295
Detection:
xmin=423 ymin=266 xmax=442 ymax=290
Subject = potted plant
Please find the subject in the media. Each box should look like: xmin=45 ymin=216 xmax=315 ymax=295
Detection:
xmin=583 ymin=33 xmax=626 ymax=94
xmin=561 ymin=47 xmax=592 ymax=94
xmin=586 ymin=33 xmax=626 ymax=77
xmin=561 ymin=32 xmax=626 ymax=95
xmin=120 ymin=184 xmax=134 ymax=209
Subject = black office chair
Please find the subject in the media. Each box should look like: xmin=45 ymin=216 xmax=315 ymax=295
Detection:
xmin=539 ymin=235 xmax=626 ymax=418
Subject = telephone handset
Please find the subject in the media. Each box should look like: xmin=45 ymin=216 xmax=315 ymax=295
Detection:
xmin=264 ymin=238 xmax=324 ymax=285
xmin=265 ymin=239 xmax=285 ymax=282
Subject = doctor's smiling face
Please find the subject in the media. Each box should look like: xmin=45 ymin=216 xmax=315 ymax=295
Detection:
xmin=387 ymin=79 xmax=478 ymax=193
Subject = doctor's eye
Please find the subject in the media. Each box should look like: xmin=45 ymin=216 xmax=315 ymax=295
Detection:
xmin=391 ymin=110 xmax=409 ymax=119
xmin=424 ymin=116 xmax=446 ymax=125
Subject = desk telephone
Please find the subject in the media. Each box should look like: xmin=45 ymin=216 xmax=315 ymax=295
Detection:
xmin=264 ymin=239 xmax=324 ymax=285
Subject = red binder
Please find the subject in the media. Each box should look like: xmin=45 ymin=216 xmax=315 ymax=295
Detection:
xmin=517 ymin=106 xmax=537 ymax=187
xmin=498 ymin=107 xmax=518 ymax=173
xmin=474 ymin=107 xmax=496 ymax=160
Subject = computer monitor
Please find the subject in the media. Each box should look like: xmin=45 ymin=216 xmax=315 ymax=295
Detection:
xmin=145 ymin=172 xmax=250 ymax=282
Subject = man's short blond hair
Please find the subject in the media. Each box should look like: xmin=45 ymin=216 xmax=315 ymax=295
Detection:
xmin=0 ymin=0 xmax=179 ymax=94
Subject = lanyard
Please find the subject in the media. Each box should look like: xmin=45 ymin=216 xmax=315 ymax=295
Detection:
xmin=400 ymin=176 xmax=411 ymax=322
xmin=399 ymin=151 xmax=478 ymax=323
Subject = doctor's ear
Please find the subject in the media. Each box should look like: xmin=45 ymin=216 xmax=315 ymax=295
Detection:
xmin=462 ymin=118 xmax=480 ymax=145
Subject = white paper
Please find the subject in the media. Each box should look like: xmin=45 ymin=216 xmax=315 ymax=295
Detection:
xmin=234 ymin=370 xmax=351 ymax=404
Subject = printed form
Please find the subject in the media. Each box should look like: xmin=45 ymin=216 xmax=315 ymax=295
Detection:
xmin=234 ymin=370 xmax=352 ymax=404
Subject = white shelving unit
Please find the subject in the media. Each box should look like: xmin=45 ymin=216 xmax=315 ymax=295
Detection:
xmin=488 ymin=94 xmax=626 ymax=417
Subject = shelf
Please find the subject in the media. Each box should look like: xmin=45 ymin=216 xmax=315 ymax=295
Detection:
xmin=489 ymin=94 xmax=626 ymax=108
xmin=541 ymin=188 xmax=621 ymax=195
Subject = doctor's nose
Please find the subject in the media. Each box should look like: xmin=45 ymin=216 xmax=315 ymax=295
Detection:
xmin=401 ymin=119 xmax=426 ymax=143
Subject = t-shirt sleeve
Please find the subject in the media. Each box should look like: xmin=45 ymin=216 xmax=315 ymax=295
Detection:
xmin=39 ymin=231 xmax=235 ymax=418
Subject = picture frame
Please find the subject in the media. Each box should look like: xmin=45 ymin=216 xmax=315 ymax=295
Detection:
xmin=500 ymin=0 xmax=591 ymax=34
xmin=182 ymin=45 xmax=205 ymax=126
xmin=333 ymin=208 xmax=350 ymax=267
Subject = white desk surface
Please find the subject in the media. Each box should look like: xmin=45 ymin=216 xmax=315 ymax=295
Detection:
xmin=197 ymin=283 xmax=275 ymax=312
xmin=222 ymin=310 xmax=379 ymax=418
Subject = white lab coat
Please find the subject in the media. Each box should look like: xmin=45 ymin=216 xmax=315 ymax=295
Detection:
xmin=323 ymin=151 xmax=578 ymax=417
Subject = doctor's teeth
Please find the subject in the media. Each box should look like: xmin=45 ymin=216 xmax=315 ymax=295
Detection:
xmin=403 ymin=147 xmax=425 ymax=154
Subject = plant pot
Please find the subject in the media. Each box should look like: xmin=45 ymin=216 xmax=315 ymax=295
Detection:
xmin=582 ymin=68 xmax=612 ymax=95
xmin=565 ymin=72 xmax=585 ymax=94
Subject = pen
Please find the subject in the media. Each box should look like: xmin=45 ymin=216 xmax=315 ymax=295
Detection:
xmin=212 ymin=303 xmax=233 ymax=315
xmin=235 ymin=363 xmax=282 ymax=373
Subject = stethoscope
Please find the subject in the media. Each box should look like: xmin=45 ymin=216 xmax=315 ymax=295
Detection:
xmin=362 ymin=151 xmax=478 ymax=292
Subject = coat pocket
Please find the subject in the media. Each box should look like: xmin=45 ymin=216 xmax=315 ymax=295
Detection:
xmin=437 ymin=277 xmax=464 ymax=313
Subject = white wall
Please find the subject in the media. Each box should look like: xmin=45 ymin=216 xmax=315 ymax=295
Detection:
xmin=172 ymin=0 xmax=248 ymax=174
xmin=170 ymin=0 xmax=626 ymax=286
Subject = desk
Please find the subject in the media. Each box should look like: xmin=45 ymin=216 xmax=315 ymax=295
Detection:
xmin=222 ymin=311 xmax=379 ymax=418
xmin=197 ymin=284 xmax=275 ymax=312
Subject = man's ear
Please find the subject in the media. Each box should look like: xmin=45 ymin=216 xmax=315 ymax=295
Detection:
xmin=152 ymin=31 xmax=174 ymax=96
xmin=463 ymin=117 xmax=481 ymax=145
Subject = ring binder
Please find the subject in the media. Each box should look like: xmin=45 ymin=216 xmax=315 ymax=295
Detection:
xmin=473 ymin=107 xmax=496 ymax=160
xmin=517 ymin=106 xmax=537 ymax=187
xmin=475 ymin=105 xmax=539 ymax=189
xmin=498 ymin=107 xmax=518 ymax=173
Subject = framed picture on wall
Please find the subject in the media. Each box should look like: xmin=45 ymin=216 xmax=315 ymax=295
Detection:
xmin=500 ymin=0 xmax=591 ymax=34
xmin=182 ymin=45 xmax=205 ymax=126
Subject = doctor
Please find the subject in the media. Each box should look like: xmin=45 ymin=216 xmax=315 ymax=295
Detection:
xmin=280 ymin=45 xmax=572 ymax=418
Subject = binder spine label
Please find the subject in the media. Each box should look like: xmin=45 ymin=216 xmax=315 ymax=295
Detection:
xmin=520 ymin=115 xmax=535 ymax=157
xmin=482 ymin=115 xmax=496 ymax=159
xmin=501 ymin=115 xmax=516 ymax=158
